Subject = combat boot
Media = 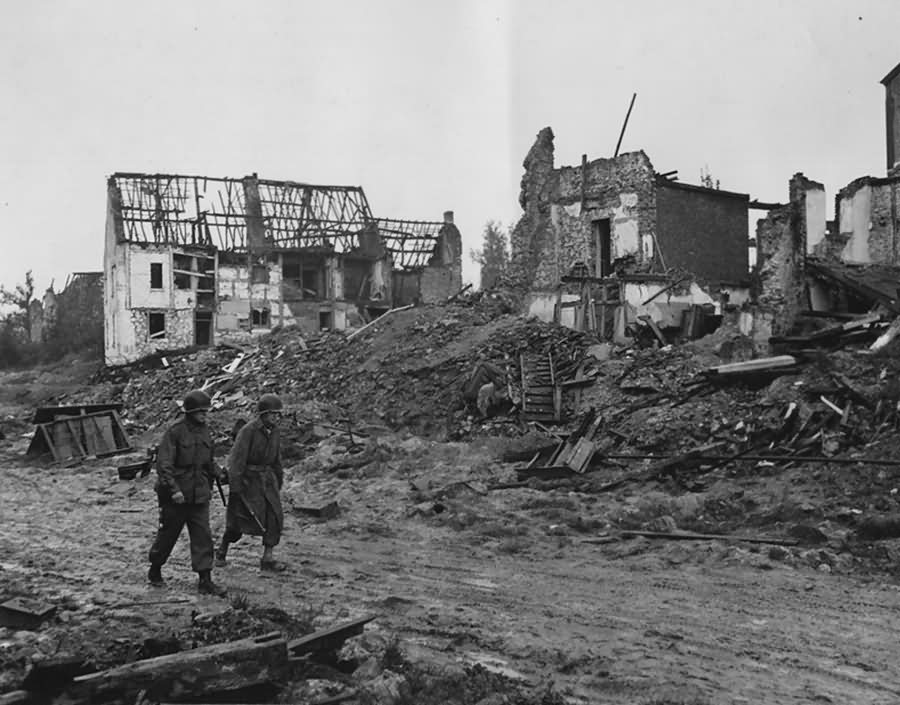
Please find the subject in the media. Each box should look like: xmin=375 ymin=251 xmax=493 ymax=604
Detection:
xmin=148 ymin=564 xmax=165 ymax=587
xmin=197 ymin=570 xmax=227 ymax=597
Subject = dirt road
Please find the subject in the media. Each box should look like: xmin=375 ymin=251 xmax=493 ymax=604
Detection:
xmin=2 ymin=438 xmax=900 ymax=704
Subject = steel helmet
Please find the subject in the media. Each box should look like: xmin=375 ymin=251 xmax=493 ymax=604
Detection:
xmin=183 ymin=389 xmax=212 ymax=414
xmin=258 ymin=394 xmax=284 ymax=413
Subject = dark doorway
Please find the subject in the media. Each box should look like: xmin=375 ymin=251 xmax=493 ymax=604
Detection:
xmin=594 ymin=218 xmax=612 ymax=276
xmin=319 ymin=311 xmax=332 ymax=330
xmin=195 ymin=311 xmax=212 ymax=346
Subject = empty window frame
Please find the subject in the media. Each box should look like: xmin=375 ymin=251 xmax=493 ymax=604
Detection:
xmin=251 ymin=264 xmax=270 ymax=284
xmin=150 ymin=262 xmax=164 ymax=290
xmin=251 ymin=308 xmax=270 ymax=327
xmin=148 ymin=312 xmax=166 ymax=339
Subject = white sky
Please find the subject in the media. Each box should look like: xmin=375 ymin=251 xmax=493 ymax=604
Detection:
xmin=1 ymin=0 xmax=898 ymax=294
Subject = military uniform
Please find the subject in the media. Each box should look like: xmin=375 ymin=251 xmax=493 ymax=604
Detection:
xmin=222 ymin=417 xmax=284 ymax=546
xmin=148 ymin=416 xmax=217 ymax=573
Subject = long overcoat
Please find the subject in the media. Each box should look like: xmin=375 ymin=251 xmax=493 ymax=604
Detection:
xmin=226 ymin=417 xmax=284 ymax=541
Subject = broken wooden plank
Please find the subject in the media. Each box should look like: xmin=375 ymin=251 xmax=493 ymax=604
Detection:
xmin=618 ymin=529 xmax=799 ymax=546
xmin=515 ymin=465 xmax=576 ymax=481
xmin=870 ymin=315 xmax=900 ymax=352
xmin=346 ymin=304 xmax=414 ymax=340
xmin=287 ymin=616 xmax=376 ymax=656
xmin=638 ymin=315 xmax=667 ymax=346
xmin=706 ymin=355 xmax=797 ymax=376
xmin=68 ymin=632 xmax=288 ymax=703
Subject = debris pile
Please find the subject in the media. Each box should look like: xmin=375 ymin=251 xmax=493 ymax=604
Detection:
xmin=83 ymin=302 xmax=592 ymax=441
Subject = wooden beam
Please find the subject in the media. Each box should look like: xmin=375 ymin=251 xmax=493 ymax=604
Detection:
xmin=68 ymin=633 xmax=287 ymax=703
xmin=287 ymin=616 xmax=376 ymax=656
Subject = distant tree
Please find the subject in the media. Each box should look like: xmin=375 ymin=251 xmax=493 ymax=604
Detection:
xmin=700 ymin=165 xmax=720 ymax=190
xmin=0 ymin=271 xmax=37 ymax=367
xmin=470 ymin=221 xmax=510 ymax=290
xmin=0 ymin=270 xmax=35 ymax=340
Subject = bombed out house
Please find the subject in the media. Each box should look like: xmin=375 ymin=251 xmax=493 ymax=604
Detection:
xmin=511 ymin=59 xmax=900 ymax=346
xmin=508 ymin=127 xmax=753 ymax=343
xmin=103 ymin=173 xmax=462 ymax=365
xmin=755 ymin=59 xmax=900 ymax=339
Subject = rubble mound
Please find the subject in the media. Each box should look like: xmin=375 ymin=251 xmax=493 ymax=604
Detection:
xmin=86 ymin=302 xmax=591 ymax=442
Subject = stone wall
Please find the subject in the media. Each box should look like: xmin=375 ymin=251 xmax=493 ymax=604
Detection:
xmin=509 ymin=127 xmax=657 ymax=294
xmin=755 ymin=174 xmax=812 ymax=336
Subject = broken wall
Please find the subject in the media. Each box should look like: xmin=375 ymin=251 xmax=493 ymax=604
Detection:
xmin=54 ymin=275 xmax=102 ymax=356
xmin=754 ymin=174 xmax=815 ymax=338
xmin=509 ymin=127 xmax=657 ymax=296
xmin=833 ymin=176 xmax=900 ymax=264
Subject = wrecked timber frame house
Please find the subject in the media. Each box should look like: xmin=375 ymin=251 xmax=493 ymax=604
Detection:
xmin=103 ymin=173 xmax=462 ymax=364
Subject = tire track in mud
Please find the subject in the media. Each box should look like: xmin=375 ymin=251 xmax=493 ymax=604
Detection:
xmin=290 ymin=534 xmax=900 ymax=703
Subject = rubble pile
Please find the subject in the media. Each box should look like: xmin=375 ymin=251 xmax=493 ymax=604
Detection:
xmin=86 ymin=302 xmax=592 ymax=441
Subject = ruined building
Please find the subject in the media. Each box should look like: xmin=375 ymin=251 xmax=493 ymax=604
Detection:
xmin=509 ymin=127 xmax=751 ymax=340
xmin=758 ymin=59 xmax=900 ymax=334
xmin=103 ymin=173 xmax=462 ymax=364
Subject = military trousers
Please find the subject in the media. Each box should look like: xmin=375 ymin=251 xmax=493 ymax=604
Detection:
xmin=148 ymin=499 xmax=213 ymax=573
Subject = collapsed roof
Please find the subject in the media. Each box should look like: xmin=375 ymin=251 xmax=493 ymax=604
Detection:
xmin=108 ymin=172 xmax=448 ymax=268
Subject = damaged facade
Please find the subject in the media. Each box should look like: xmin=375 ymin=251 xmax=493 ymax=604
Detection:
xmin=759 ymin=59 xmax=900 ymax=329
xmin=103 ymin=173 xmax=462 ymax=364
xmin=509 ymin=127 xmax=751 ymax=341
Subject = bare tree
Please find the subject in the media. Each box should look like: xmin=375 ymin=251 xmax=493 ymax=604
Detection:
xmin=470 ymin=221 xmax=510 ymax=290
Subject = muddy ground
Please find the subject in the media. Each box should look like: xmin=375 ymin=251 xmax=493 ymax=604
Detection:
xmin=4 ymin=347 xmax=900 ymax=704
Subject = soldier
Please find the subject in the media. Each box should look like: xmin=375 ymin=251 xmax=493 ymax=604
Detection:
xmin=147 ymin=389 xmax=227 ymax=596
xmin=216 ymin=394 xmax=287 ymax=571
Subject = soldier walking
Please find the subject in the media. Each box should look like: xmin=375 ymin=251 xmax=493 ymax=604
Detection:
xmin=147 ymin=390 xmax=227 ymax=596
xmin=216 ymin=394 xmax=287 ymax=571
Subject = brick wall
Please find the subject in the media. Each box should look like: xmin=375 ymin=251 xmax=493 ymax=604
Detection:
xmin=656 ymin=181 xmax=750 ymax=283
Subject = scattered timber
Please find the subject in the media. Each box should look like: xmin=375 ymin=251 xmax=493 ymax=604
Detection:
xmin=616 ymin=530 xmax=799 ymax=546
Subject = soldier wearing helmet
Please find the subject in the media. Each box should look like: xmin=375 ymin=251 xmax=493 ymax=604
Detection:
xmin=147 ymin=389 xmax=227 ymax=596
xmin=216 ymin=393 xmax=287 ymax=571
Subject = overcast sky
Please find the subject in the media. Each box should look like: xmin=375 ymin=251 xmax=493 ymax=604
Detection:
xmin=1 ymin=0 xmax=898 ymax=295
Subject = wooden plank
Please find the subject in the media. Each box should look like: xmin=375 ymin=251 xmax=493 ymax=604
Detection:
xmin=49 ymin=421 xmax=76 ymax=460
xmin=638 ymin=315 xmax=667 ymax=346
xmin=287 ymin=616 xmax=376 ymax=656
xmin=707 ymin=355 xmax=798 ymax=376
xmin=619 ymin=529 xmax=798 ymax=546
xmin=68 ymin=633 xmax=288 ymax=703
xmin=93 ymin=414 xmax=117 ymax=452
xmin=64 ymin=420 xmax=88 ymax=458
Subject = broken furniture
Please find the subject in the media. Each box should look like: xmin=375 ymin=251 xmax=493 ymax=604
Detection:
xmin=517 ymin=408 xmax=603 ymax=479
xmin=27 ymin=404 xmax=132 ymax=462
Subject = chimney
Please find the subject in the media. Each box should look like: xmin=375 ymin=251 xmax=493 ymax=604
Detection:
xmin=880 ymin=61 xmax=900 ymax=174
xmin=443 ymin=210 xmax=454 ymax=224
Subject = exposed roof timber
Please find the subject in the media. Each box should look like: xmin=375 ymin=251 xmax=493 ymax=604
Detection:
xmin=111 ymin=172 xmax=447 ymax=262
